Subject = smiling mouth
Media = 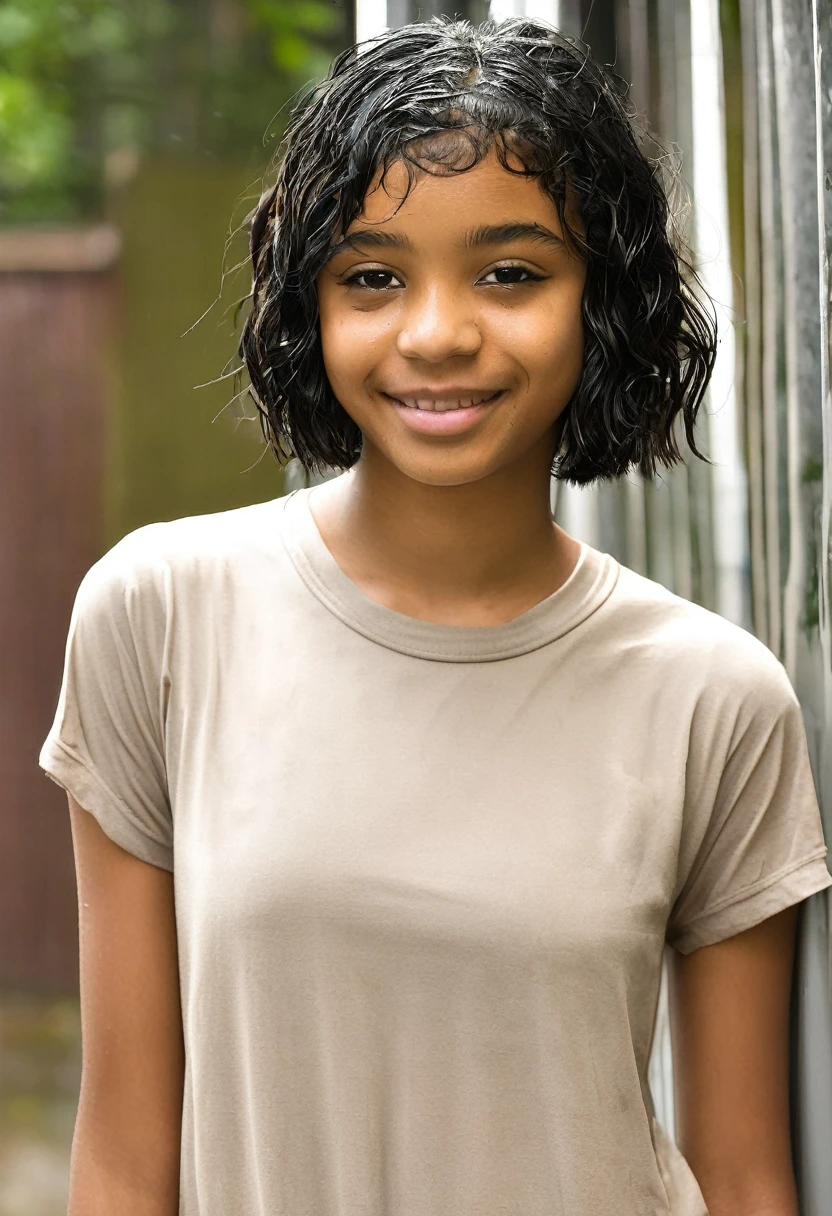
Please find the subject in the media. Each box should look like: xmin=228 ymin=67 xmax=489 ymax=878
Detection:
xmin=386 ymin=391 xmax=504 ymax=412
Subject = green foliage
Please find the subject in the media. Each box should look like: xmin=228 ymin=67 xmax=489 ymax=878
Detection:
xmin=250 ymin=0 xmax=342 ymax=72
xmin=0 ymin=0 xmax=347 ymax=225
xmin=0 ymin=0 xmax=168 ymax=221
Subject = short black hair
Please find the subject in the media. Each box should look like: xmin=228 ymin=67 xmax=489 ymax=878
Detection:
xmin=238 ymin=16 xmax=717 ymax=486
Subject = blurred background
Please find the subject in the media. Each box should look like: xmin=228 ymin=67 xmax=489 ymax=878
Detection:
xmin=1 ymin=1 xmax=831 ymax=1213
xmin=0 ymin=2 xmax=354 ymax=1210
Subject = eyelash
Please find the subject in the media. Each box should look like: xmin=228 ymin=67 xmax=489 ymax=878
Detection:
xmin=341 ymin=264 xmax=546 ymax=291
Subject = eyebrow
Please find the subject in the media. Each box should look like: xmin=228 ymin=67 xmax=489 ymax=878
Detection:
xmin=465 ymin=222 xmax=566 ymax=254
xmin=327 ymin=230 xmax=412 ymax=258
xmin=325 ymin=221 xmax=566 ymax=260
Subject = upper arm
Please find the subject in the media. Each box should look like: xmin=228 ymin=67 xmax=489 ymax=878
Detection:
xmin=69 ymin=793 xmax=184 ymax=1214
xmin=666 ymin=906 xmax=800 ymax=1215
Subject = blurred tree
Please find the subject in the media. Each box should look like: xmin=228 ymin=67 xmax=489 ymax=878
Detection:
xmin=0 ymin=0 xmax=350 ymax=225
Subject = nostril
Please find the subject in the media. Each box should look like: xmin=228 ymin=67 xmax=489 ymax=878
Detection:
xmin=395 ymin=315 xmax=482 ymax=360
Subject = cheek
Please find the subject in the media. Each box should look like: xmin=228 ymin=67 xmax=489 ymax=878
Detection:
xmin=488 ymin=295 xmax=584 ymax=385
xmin=319 ymin=306 xmax=388 ymax=398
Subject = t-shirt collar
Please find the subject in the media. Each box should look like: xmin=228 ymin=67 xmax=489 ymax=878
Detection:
xmin=279 ymin=485 xmax=620 ymax=663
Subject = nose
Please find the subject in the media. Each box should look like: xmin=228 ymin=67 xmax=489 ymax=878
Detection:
xmin=395 ymin=283 xmax=482 ymax=363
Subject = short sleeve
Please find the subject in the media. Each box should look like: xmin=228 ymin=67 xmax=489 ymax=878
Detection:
xmin=39 ymin=532 xmax=174 ymax=871
xmin=666 ymin=650 xmax=832 ymax=954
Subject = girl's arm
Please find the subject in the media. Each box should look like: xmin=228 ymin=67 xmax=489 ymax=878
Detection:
xmin=666 ymin=905 xmax=800 ymax=1216
xmin=67 ymin=793 xmax=185 ymax=1216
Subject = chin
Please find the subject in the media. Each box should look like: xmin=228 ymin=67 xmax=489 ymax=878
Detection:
xmin=383 ymin=444 xmax=510 ymax=489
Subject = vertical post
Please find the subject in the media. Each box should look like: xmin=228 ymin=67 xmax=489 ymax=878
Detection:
xmin=489 ymin=1 xmax=562 ymax=25
xmin=357 ymin=0 xmax=494 ymax=34
xmin=689 ymin=0 xmax=750 ymax=630
xmin=356 ymin=0 xmax=388 ymax=41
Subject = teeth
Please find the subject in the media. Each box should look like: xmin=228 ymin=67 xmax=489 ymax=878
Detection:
xmin=398 ymin=394 xmax=495 ymax=412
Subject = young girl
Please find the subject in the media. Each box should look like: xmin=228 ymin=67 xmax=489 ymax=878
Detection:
xmin=40 ymin=17 xmax=832 ymax=1216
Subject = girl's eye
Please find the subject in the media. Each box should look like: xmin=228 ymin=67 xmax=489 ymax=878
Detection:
xmin=343 ymin=269 xmax=401 ymax=291
xmin=479 ymin=265 xmax=545 ymax=286
xmin=341 ymin=265 xmax=544 ymax=291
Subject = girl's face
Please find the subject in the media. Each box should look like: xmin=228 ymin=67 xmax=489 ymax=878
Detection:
xmin=316 ymin=143 xmax=588 ymax=487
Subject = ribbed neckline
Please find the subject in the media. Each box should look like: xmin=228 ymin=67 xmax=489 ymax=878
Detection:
xmin=278 ymin=485 xmax=620 ymax=663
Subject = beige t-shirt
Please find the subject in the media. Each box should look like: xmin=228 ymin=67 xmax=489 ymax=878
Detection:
xmin=40 ymin=483 xmax=832 ymax=1216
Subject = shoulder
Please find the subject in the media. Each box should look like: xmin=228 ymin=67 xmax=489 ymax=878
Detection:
xmin=607 ymin=559 xmax=794 ymax=718
xmin=73 ymin=495 xmax=287 ymax=628
xmin=93 ymin=495 xmax=285 ymax=576
xmin=81 ymin=495 xmax=286 ymax=587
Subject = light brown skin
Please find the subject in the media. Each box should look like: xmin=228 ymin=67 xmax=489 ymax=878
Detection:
xmin=67 ymin=146 xmax=800 ymax=1214
xmin=667 ymin=911 xmax=800 ymax=1215
xmin=312 ymin=147 xmax=584 ymax=623
xmin=67 ymin=794 xmax=183 ymax=1215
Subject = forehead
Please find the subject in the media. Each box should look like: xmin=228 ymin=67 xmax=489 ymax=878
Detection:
xmin=351 ymin=147 xmax=567 ymax=235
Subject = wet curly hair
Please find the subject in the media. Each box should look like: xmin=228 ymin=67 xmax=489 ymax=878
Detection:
xmin=238 ymin=15 xmax=717 ymax=486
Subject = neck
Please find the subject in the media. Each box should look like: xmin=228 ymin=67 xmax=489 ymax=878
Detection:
xmin=305 ymin=441 xmax=581 ymax=626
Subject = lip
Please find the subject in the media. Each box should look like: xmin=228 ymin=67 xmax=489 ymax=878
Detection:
xmin=385 ymin=387 xmax=502 ymax=399
xmin=385 ymin=390 xmax=504 ymax=437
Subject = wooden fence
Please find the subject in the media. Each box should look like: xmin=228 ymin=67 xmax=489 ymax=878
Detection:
xmin=0 ymin=226 xmax=120 ymax=993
